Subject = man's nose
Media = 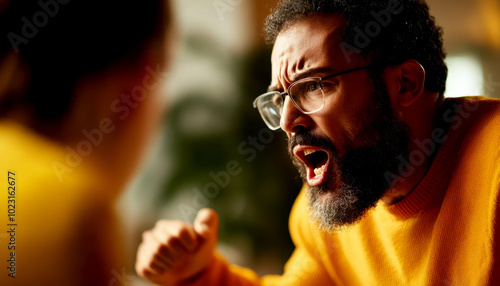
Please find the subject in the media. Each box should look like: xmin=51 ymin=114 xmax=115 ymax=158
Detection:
xmin=280 ymin=97 xmax=312 ymax=136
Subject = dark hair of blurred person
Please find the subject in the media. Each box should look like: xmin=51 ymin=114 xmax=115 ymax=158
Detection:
xmin=0 ymin=1 xmax=171 ymax=285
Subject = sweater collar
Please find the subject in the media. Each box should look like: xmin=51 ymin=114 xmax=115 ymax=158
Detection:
xmin=384 ymin=97 xmax=472 ymax=219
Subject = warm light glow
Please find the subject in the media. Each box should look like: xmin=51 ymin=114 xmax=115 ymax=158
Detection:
xmin=444 ymin=54 xmax=484 ymax=97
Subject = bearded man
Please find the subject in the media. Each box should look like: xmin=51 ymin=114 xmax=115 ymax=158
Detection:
xmin=136 ymin=1 xmax=500 ymax=285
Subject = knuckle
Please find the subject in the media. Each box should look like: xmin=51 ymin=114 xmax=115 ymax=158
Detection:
xmin=153 ymin=252 xmax=165 ymax=263
xmin=142 ymin=230 xmax=152 ymax=241
xmin=165 ymin=235 xmax=179 ymax=246
xmin=175 ymin=226 xmax=189 ymax=238
xmin=156 ymin=243 xmax=171 ymax=258
xmin=157 ymin=243 xmax=168 ymax=254
xmin=147 ymin=261 xmax=156 ymax=271
xmin=148 ymin=261 xmax=165 ymax=274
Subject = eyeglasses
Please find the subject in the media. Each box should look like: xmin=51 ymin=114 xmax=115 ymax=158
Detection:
xmin=253 ymin=65 xmax=375 ymax=130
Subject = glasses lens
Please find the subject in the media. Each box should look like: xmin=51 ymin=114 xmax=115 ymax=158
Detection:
xmin=289 ymin=78 xmax=324 ymax=113
xmin=255 ymin=92 xmax=282 ymax=130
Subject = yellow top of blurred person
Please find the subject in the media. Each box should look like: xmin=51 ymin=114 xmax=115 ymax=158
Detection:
xmin=0 ymin=0 xmax=171 ymax=284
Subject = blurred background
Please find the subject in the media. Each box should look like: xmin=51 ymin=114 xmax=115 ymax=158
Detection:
xmin=116 ymin=0 xmax=500 ymax=284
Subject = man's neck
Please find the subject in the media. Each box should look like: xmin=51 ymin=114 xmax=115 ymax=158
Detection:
xmin=382 ymin=93 xmax=448 ymax=205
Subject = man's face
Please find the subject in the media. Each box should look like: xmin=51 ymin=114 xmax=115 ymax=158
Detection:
xmin=270 ymin=14 xmax=410 ymax=231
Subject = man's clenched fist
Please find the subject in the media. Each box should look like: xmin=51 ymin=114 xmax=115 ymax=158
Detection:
xmin=135 ymin=208 xmax=219 ymax=285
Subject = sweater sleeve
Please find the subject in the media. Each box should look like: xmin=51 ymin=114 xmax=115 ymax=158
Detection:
xmin=180 ymin=185 xmax=334 ymax=286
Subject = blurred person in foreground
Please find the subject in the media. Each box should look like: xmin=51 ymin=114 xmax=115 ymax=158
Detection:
xmin=136 ymin=0 xmax=500 ymax=285
xmin=0 ymin=0 xmax=170 ymax=285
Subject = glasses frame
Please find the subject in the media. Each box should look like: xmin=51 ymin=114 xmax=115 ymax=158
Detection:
xmin=253 ymin=64 xmax=376 ymax=130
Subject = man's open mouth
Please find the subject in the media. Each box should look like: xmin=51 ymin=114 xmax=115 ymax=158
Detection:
xmin=293 ymin=145 xmax=330 ymax=186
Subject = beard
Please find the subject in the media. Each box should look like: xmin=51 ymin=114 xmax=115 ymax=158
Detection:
xmin=288 ymin=79 xmax=411 ymax=232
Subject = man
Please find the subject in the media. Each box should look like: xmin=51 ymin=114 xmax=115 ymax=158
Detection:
xmin=0 ymin=1 xmax=169 ymax=285
xmin=136 ymin=0 xmax=500 ymax=285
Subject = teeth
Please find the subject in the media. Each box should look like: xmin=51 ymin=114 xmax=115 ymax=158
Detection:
xmin=314 ymin=165 xmax=325 ymax=176
xmin=303 ymin=149 xmax=316 ymax=156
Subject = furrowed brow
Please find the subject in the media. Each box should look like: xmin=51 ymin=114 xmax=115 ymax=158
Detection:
xmin=292 ymin=67 xmax=336 ymax=82
xmin=267 ymin=67 xmax=336 ymax=92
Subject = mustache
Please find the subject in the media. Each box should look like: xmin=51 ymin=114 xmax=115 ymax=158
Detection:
xmin=288 ymin=131 xmax=337 ymax=155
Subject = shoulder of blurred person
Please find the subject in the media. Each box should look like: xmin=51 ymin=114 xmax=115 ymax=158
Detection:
xmin=0 ymin=118 xmax=125 ymax=284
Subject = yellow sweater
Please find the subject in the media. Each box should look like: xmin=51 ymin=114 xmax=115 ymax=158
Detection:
xmin=188 ymin=96 xmax=500 ymax=285
xmin=0 ymin=121 xmax=125 ymax=285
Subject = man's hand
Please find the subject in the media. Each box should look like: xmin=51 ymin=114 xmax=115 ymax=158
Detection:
xmin=135 ymin=208 xmax=219 ymax=285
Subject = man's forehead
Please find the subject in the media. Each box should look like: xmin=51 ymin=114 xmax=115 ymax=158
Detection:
xmin=270 ymin=14 xmax=348 ymax=87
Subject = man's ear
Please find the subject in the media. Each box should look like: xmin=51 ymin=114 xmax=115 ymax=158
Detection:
xmin=394 ymin=59 xmax=426 ymax=107
xmin=398 ymin=60 xmax=425 ymax=107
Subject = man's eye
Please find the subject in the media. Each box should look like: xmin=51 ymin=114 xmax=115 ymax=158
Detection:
xmin=307 ymin=83 xmax=319 ymax=91
xmin=293 ymin=81 xmax=321 ymax=95
xmin=305 ymin=82 xmax=320 ymax=92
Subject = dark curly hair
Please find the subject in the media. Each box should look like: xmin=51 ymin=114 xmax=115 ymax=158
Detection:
xmin=265 ymin=0 xmax=447 ymax=95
